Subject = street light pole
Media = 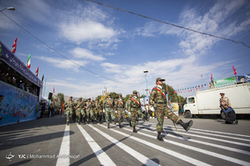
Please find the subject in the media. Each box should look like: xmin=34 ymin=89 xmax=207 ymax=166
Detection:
xmin=0 ymin=7 xmax=15 ymax=12
xmin=43 ymin=77 xmax=51 ymax=98
xmin=144 ymin=71 xmax=148 ymax=96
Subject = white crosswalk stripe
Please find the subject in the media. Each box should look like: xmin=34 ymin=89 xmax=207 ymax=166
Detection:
xmin=76 ymin=124 xmax=116 ymax=166
xmin=57 ymin=120 xmax=250 ymax=166
xmin=87 ymin=124 xmax=160 ymax=166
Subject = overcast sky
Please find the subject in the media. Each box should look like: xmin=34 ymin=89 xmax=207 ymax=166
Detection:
xmin=0 ymin=0 xmax=250 ymax=99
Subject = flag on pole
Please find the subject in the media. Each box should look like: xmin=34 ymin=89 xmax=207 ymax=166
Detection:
xmin=11 ymin=37 xmax=17 ymax=53
xmin=26 ymin=53 xmax=31 ymax=68
xmin=35 ymin=66 xmax=39 ymax=76
xmin=53 ymin=87 xmax=55 ymax=94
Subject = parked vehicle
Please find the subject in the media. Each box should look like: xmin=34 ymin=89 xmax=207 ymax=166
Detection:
xmin=184 ymin=83 xmax=250 ymax=118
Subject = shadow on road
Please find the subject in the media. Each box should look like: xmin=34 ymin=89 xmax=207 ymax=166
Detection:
xmin=0 ymin=114 xmax=74 ymax=151
xmin=70 ymin=136 xmax=130 ymax=166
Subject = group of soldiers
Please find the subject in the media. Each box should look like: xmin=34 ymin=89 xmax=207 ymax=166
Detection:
xmin=64 ymin=77 xmax=193 ymax=141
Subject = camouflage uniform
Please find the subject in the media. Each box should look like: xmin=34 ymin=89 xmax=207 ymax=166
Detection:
xmin=103 ymin=95 xmax=115 ymax=128
xmin=91 ymin=100 xmax=97 ymax=123
xmin=150 ymin=85 xmax=181 ymax=132
xmin=125 ymin=96 xmax=132 ymax=126
xmin=64 ymin=97 xmax=74 ymax=125
xmin=96 ymin=99 xmax=103 ymax=123
xmin=130 ymin=90 xmax=141 ymax=132
xmin=74 ymin=97 xmax=84 ymax=124
xmin=85 ymin=99 xmax=92 ymax=124
xmin=115 ymin=94 xmax=125 ymax=128
xmin=150 ymin=77 xmax=193 ymax=141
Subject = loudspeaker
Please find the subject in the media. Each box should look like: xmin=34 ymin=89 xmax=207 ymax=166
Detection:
xmin=48 ymin=92 xmax=53 ymax=100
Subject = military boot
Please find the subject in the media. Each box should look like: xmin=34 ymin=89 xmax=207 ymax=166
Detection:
xmin=177 ymin=120 xmax=193 ymax=131
xmin=129 ymin=120 xmax=132 ymax=127
xmin=133 ymin=126 xmax=137 ymax=133
xmin=107 ymin=122 xmax=110 ymax=129
xmin=67 ymin=121 xmax=69 ymax=125
xmin=119 ymin=122 xmax=122 ymax=128
xmin=157 ymin=132 xmax=164 ymax=141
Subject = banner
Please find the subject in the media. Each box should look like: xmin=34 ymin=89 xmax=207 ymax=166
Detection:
xmin=0 ymin=81 xmax=39 ymax=127
xmin=237 ymin=74 xmax=250 ymax=83
xmin=214 ymin=77 xmax=236 ymax=88
xmin=0 ymin=41 xmax=42 ymax=87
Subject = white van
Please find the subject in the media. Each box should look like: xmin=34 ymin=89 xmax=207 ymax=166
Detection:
xmin=183 ymin=83 xmax=250 ymax=118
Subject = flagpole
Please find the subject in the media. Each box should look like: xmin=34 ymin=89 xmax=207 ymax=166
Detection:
xmin=43 ymin=77 xmax=51 ymax=98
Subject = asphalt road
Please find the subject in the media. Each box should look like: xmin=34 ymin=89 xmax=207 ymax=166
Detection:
xmin=1 ymin=114 xmax=250 ymax=166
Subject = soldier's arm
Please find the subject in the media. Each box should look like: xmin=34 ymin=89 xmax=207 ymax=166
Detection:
xmin=149 ymin=89 xmax=156 ymax=105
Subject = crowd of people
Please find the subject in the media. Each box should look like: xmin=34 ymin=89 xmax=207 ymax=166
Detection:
xmin=64 ymin=77 xmax=194 ymax=141
xmin=0 ymin=70 xmax=38 ymax=95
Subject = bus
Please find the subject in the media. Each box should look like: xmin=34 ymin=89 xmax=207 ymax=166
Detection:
xmin=0 ymin=41 xmax=43 ymax=126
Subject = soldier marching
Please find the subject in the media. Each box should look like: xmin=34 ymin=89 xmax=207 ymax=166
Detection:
xmin=63 ymin=77 xmax=194 ymax=140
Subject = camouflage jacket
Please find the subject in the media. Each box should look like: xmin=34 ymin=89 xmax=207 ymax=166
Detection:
xmin=104 ymin=98 xmax=114 ymax=108
xmin=95 ymin=100 xmax=103 ymax=110
xmin=149 ymin=86 xmax=167 ymax=106
xmin=131 ymin=96 xmax=141 ymax=108
xmin=125 ymin=99 xmax=131 ymax=111
xmin=65 ymin=100 xmax=74 ymax=111
xmin=85 ymin=101 xmax=93 ymax=110
xmin=115 ymin=98 xmax=125 ymax=108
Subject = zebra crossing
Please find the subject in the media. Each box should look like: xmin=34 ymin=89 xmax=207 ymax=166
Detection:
xmin=56 ymin=120 xmax=250 ymax=166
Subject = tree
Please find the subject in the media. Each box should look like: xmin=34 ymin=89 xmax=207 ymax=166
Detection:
xmin=57 ymin=93 xmax=64 ymax=107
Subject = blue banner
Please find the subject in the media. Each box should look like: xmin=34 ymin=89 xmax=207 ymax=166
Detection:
xmin=0 ymin=41 xmax=42 ymax=87
xmin=0 ymin=81 xmax=39 ymax=127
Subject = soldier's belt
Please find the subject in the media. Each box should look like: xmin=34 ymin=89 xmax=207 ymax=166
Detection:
xmin=156 ymin=102 xmax=164 ymax=104
xmin=105 ymin=106 xmax=112 ymax=108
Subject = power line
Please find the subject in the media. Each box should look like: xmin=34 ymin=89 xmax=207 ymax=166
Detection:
xmin=0 ymin=11 xmax=123 ymax=84
xmin=86 ymin=0 xmax=250 ymax=48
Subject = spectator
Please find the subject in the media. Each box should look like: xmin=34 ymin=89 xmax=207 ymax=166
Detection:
xmin=222 ymin=103 xmax=238 ymax=124
xmin=167 ymin=100 xmax=173 ymax=111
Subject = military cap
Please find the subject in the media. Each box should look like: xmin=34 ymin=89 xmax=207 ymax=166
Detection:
xmin=79 ymin=97 xmax=82 ymax=99
xmin=119 ymin=93 xmax=122 ymax=96
xmin=156 ymin=77 xmax=165 ymax=83
xmin=108 ymin=93 xmax=111 ymax=96
xmin=88 ymin=98 xmax=91 ymax=100
xmin=220 ymin=92 xmax=225 ymax=95
xmin=70 ymin=96 xmax=73 ymax=98
xmin=133 ymin=90 xmax=138 ymax=94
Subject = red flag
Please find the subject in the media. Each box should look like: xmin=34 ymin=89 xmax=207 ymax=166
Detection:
xmin=233 ymin=66 xmax=237 ymax=75
xmin=11 ymin=37 xmax=18 ymax=53
xmin=211 ymin=74 xmax=213 ymax=82
xmin=35 ymin=66 xmax=39 ymax=76
xmin=53 ymin=87 xmax=55 ymax=94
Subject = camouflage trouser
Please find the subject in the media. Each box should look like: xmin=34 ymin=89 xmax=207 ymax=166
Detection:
xmin=98 ymin=109 xmax=103 ymax=122
xmin=117 ymin=108 xmax=125 ymax=123
xmin=75 ymin=109 xmax=81 ymax=122
xmin=81 ymin=109 xmax=86 ymax=119
xmin=66 ymin=110 xmax=73 ymax=122
xmin=105 ymin=107 xmax=115 ymax=123
xmin=86 ymin=109 xmax=91 ymax=122
xmin=131 ymin=108 xmax=139 ymax=127
xmin=93 ymin=108 xmax=98 ymax=121
xmin=137 ymin=109 xmax=145 ymax=119
xmin=155 ymin=104 xmax=181 ymax=132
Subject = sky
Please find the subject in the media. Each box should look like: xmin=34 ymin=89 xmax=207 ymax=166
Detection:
xmin=0 ymin=0 xmax=250 ymax=99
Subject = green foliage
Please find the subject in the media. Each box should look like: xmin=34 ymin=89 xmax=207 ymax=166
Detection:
xmin=57 ymin=93 xmax=64 ymax=107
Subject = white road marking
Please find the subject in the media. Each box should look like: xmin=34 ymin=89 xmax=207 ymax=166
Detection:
xmin=88 ymin=124 xmax=160 ymax=166
xmin=98 ymin=124 xmax=212 ymax=166
xmin=77 ymin=124 xmax=116 ymax=166
xmin=56 ymin=125 xmax=70 ymax=166
xmin=121 ymin=126 xmax=250 ymax=166
xmin=137 ymin=125 xmax=250 ymax=156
